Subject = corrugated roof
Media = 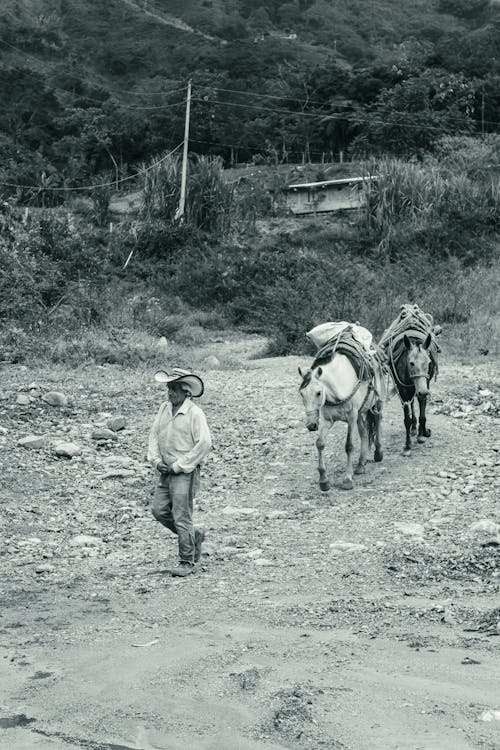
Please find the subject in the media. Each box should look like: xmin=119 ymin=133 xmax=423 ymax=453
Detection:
xmin=287 ymin=175 xmax=378 ymax=190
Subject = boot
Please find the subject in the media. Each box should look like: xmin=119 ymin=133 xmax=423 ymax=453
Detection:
xmin=171 ymin=561 xmax=194 ymax=578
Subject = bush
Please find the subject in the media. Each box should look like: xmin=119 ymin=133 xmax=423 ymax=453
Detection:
xmin=363 ymin=156 xmax=500 ymax=263
xmin=140 ymin=153 xmax=234 ymax=237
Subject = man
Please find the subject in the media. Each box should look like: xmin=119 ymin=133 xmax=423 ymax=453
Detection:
xmin=148 ymin=368 xmax=212 ymax=577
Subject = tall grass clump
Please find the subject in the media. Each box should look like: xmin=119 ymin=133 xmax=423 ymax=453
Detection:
xmin=363 ymin=155 xmax=500 ymax=263
xmin=140 ymin=153 xmax=234 ymax=237
xmin=141 ymin=154 xmax=181 ymax=222
xmin=187 ymin=155 xmax=234 ymax=237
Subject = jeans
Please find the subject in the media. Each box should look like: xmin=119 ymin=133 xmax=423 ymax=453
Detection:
xmin=151 ymin=468 xmax=201 ymax=563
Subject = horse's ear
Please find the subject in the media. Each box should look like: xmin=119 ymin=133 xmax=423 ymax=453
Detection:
xmin=423 ymin=333 xmax=432 ymax=350
xmin=298 ymin=366 xmax=303 ymax=377
xmin=316 ymin=366 xmax=323 ymax=377
xmin=403 ymin=334 xmax=411 ymax=350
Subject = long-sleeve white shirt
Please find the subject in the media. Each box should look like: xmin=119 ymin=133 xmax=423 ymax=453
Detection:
xmin=147 ymin=398 xmax=212 ymax=474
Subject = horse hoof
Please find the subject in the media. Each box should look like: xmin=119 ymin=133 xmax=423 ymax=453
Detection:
xmin=374 ymin=449 xmax=383 ymax=462
xmin=417 ymin=435 xmax=426 ymax=444
xmin=410 ymin=427 xmax=417 ymax=436
xmin=340 ymin=478 xmax=354 ymax=490
xmin=403 ymin=449 xmax=411 ymax=457
xmin=354 ymin=464 xmax=366 ymax=475
xmin=319 ymin=481 xmax=330 ymax=492
xmin=425 ymin=428 xmax=431 ymax=437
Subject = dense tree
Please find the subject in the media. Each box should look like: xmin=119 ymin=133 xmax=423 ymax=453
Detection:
xmin=352 ymin=69 xmax=477 ymax=156
xmin=436 ymin=0 xmax=490 ymax=22
xmin=0 ymin=0 xmax=497 ymax=194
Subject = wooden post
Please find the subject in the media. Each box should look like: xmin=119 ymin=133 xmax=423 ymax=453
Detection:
xmin=176 ymin=80 xmax=192 ymax=222
xmin=481 ymin=88 xmax=485 ymax=138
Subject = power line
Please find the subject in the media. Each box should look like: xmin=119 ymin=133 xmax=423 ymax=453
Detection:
xmin=56 ymin=92 xmax=187 ymax=111
xmin=203 ymin=85 xmax=328 ymax=108
xmin=189 ymin=137 xmax=333 ymax=159
xmin=2 ymin=37 xmax=497 ymax=127
xmin=0 ymin=38 xmax=188 ymax=105
xmin=191 ymin=97 xmax=487 ymax=134
xmin=0 ymin=142 xmax=183 ymax=192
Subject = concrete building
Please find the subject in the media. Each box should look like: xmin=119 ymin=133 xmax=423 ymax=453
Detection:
xmin=286 ymin=175 xmax=377 ymax=215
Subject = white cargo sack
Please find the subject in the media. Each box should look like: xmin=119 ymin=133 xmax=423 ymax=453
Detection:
xmin=306 ymin=321 xmax=373 ymax=351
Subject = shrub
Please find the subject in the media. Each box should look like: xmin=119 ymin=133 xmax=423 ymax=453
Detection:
xmin=140 ymin=153 xmax=234 ymax=237
xmin=363 ymin=156 xmax=500 ymax=263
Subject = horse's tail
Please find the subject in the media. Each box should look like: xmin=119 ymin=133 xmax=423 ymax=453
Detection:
xmin=367 ymin=404 xmax=380 ymax=449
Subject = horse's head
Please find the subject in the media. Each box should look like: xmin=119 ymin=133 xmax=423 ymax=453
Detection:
xmin=404 ymin=333 xmax=432 ymax=396
xmin=298 ymin=365 xmax=326 ymax=431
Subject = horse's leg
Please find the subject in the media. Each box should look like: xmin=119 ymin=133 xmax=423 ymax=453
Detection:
xmin=354 ymin=408 xmax=368 ymax=475
xmin=417 ymin=393 xmax=431 ymax=442
xmin=410 ymin=401 xmax=417 ymax=435
xmin=316 ymin=421 xmax=330 ymax=492
xmin=341 ymin=411 xmax=356 ymax=490
xmin=403 ymin=402 xmax=412 ymax=456
xmin=373 ymin=402 xmax=384 ymax=462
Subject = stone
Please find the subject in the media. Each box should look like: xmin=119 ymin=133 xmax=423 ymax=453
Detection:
xmin=100 ymin=455 xmax=136 ymax=467
xmin=157 ymin=336 xmax=169 ymax=354
xmin=201 ymin=542 xmax=215 ymax=557
xmin=18 ymin=435 xmax=47 ymax=450
xmin=100 ymin=469 xmax=135 ymax=479
xmin=15 ymin=394 xmax=31 ymax=406
xmin=394 ymin=522 xmax=425 ymax=538
xmin=70 ymin=535 xmax=102 ymax=547
xmin=106 ymin=415 xmax=127 ymax=432
xmin=222 ymin=506 xmax=257 ymax=516
xmin=42 ymin=391 xmax=68 ymax=407
xmin=329 ymin=541 xmax=367 ymax=554
xmin=203 ymin=355 xmax=221 ymax=369
xmin=265 ymin=510 xmax=287 ymax=519
xmin=480 ymin=710 xmax=500 ymax=722
xmin=53 ymin=441 xmax=81 ymax=458
xmin=247 ymin=549 xmax=263 ymax=558
xmin=35 ymin=564 xmax=55 ymax=574
xmin=470 ymin=519 xmax=500 ymax=536
xmin=91 ymin=428 xmax=118 ymax=441
xmin=219 ymin=546 xmax=242 ymax=556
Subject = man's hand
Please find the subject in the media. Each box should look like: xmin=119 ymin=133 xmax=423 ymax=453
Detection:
xmin=156 ymin=461 xmax=170 ymax=474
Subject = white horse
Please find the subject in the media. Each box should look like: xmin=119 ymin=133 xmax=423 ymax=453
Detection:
xmin=298 ymin=353 xmax=385 ymax=492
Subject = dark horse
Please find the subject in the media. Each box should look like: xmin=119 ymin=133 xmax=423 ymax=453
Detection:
xmin=393 ymin=333 xmax=435 ymax=455
xmin=379 ymin=305 xmax=440 ymax=456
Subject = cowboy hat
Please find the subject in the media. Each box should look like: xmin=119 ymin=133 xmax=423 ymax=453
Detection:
xmin=154 ymin=367 xmax=204 ymax=397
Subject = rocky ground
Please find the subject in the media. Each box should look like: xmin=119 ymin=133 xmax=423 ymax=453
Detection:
xmin=0 ymin=336 xmax=499 ymax=750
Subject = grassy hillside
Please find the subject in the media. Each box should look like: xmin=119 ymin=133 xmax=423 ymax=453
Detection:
xmin=1 ymin=0 xmax=499 ymax=205
xmin=0 ymin=0 xmax=476 ymax=85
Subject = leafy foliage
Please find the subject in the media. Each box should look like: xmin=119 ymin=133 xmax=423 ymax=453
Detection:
xmin=1 ymin=2 xmax=500 ymax=362
xmin=0 ymin=0 xmax=499 ymax=194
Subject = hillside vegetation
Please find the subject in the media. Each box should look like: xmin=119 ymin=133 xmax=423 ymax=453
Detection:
xmin=0 ymin=2 xmax=499 ymax=363
xmin=1 ymin=0 xmax=500 ymax=193
xmin=1 ymin=141 xmax=498 ymax=364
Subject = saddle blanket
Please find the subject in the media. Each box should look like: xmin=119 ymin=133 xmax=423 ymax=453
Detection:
xmin=309 ymin=324 xmax=395 ymax=403
xmin=307 ymin=321 xmax=374 ymax=351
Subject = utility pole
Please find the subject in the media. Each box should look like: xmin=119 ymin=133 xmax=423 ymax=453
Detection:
xmin=481 ymin=87 xmax=485 ymax=138
xmin=176 ymin=80 xmax=192 ymax=222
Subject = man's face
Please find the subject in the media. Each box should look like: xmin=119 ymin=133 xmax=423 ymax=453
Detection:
xmin=168 ymin=382 xmax=188 ymax=407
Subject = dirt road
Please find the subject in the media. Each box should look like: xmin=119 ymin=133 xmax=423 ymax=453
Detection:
xmin=0 ymin=340 xmax=499 ymax=750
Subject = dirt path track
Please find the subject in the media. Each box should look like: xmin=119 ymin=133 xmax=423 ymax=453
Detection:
xmin=0 ymin=344 xmax=499 ymax=749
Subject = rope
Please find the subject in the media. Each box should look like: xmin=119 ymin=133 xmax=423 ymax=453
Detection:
xmin=313 ymin=328 xmax=374 ymax=408
xmin=379 ymin=305 xmax=441 ymax=402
